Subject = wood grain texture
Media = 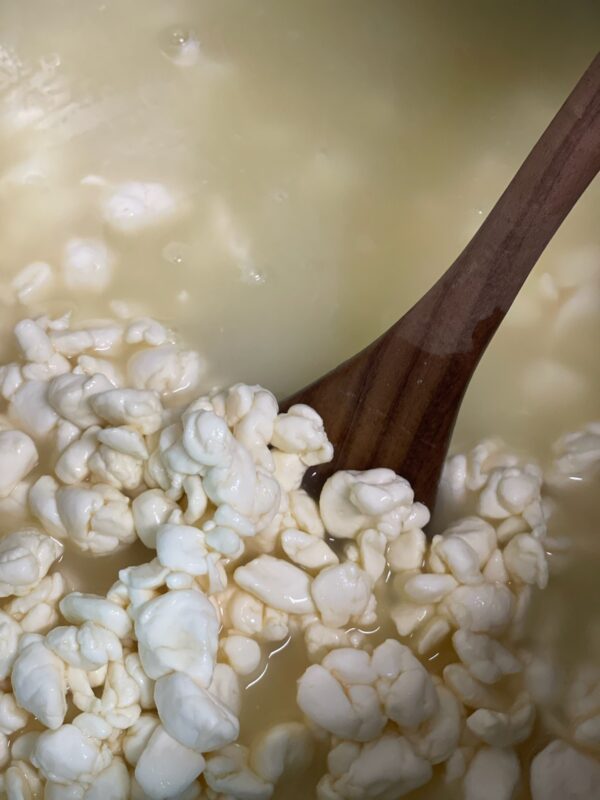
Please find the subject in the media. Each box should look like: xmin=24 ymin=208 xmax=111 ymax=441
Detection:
xmin=282 ymin=53 xmax=600 ymax=512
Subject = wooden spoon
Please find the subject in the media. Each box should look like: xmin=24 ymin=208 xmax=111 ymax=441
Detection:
xmin=282 ymin=53 xmax=600 ymax=513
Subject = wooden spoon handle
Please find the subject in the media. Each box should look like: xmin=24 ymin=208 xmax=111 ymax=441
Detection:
xmin=284 ymin=53 xmax=600 ymax=508
xmin=416 ymin=50 xmax=600 ymax=355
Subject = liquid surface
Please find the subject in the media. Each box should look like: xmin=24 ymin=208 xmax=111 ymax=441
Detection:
xmin=1 ymin=2 xmax=599 ymax=798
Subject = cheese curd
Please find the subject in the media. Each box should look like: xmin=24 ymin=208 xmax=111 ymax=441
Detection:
xmin=0 ymin=430 xmax=38 ymax=498
xmin=0 ymin=529 xmax=62 ymax=598
xmin=103 ymin=182 xmax=178 ymax=234
xmin=154 ymin=672 xmax=239 ymax=752
xmin=11 ymin=635 xmax=67 ymax=729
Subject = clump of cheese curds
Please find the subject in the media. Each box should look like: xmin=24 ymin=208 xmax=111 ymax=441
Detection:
xmin=0 ymin=311 xmax=598 ymax=800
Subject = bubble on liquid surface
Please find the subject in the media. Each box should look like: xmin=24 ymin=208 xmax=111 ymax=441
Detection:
xmin=162 ymin=241 xmax=190 ymax=265
xmin=160 ymin=26 xmax=201 ymax=67
xmin=240 ymin=264 xmax=267 ymax=286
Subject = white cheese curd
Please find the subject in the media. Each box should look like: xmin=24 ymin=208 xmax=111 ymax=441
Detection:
xmin=182 ymin=476 xmax=209 ymax=524
xmin=225 ymin=589 xmax=289 ymax=643
xmin=124 ymin=318 xmax=169 ymax=347
xmin=134 ymin=724 xmax=206 ymax=799
xmin=530 ymin=739 xmax=600 ymax=800
xmin=297 ymin=662 xmax=386 ymax=742
xmin=32 ymin=724 xmax=107 ymax=784
xmin=303 ymin=620 xmax=358 ymax=660
xmin=84 ymin=757 xmax=130 ymax=800
xmin=131 ymin=488 xmax=178 ymax=548
xmin=271 ymin=404 xmax=333 ymax=466
xmin=407 ymin=681 xmax=462 ymax=765
xmin=122 ymin=714 xmax=160 ymax=767
xmin=372 ymin=640 xmax=439 ymax=730
xmin=0 ymin=363 xmax=24 ymax=402
xmin=502 ymin=533 xmax=548 ymax=588
xmin=549 ymin=422 xmax=600 ymax=483
xmin=46 ymin=622 xmax=123 ymax=670
xmin=127 ymin=345 xmax=204 ymax=399
xmin=54 ymin=427 xmax=102 ymax=485
xmin=0 ymin=529 xmax=62 ymax=598
xmin=154 ymin=672 xmax=239 ymax=752
xmin=466 ymin=691 xmax=535 ymax=748
xmin=90 ymin=388 xmax=163 ymax=434
xmin=354 ymin=528 xmax=388 ymax=583
xmin=10 ymin=730 xmax=43 ymax=764
xmin=155 ymin=523 xmax=209 ymax=575
xmin=49 ymin=322 xmax=123 ymax=358
xmin=181 ymin=409 xmax=235 ymax=468
xmin=403 ymin=572 xmax=458 ymax=603
xmin=0 ymin=430 xmax=37 ymax=497
xmin=48 ymin=373 xmax=114 ymax=428
xmin=134 ymin=589 xmax=219 ymax=684
xmin=9 ymin=379 xmax=60 ymax=438
xmin=4 ymin=572 xmax=66 ymax=634
xmin=74 ymin=355 xmax=122 ymax=386
xmin=317 ymin=734 xmax=432 ymax=799
xmin=59 ymin=593 xmax=132 ymax=638
xmin=61 ymin=239 xmax=114 ymax=293
xmin=443 ymin=663 xmax=501 ymax=711
xmin=442 ymin=583 xmax=515 ymax=634
xmin=54 ymin=484 xmax=136 ymax=554
xmin=13 ymin=318 xmax=55 ymax=363
xmin=11 ymin=635 xmax=67 ymax=729
xmin=221 ymin=635 xmax=261 ymax=676
xmin=428 ymin=533 xmax=483 ymax=584
xmin=234 ymin=555 xmax=315 ymax=615
xmin=0 ymin=692 xmax=29 ymax=736
xmin=452 ymin=630 xmax=521 ymax=685
xmin=204 ymin=744 xmax=272 ymax=799
xmin=209 ymin=664 xmax=242 ymax=717
xmin=249 ymin=722 xmax=314 ymax=784
xmin=0 ymin=760 xmax=43 ymax=797
xmin=96 ymin=426 xmax=148 ymax=460
xmin=0 ymin=611 xmax=22 ymax=680
xmin=280 ymin=528 xmax=339 ymax=570
xmin=214 ymin=384 xmax=278 ymax=470
xmin=124 ymin=653 xmax=155 ymax=710
xmin=463 ymin=747 xmax=520 ymax=800
xmin=434 ymin=516 xmax=498 ymax=567
xmin=103 ymin=182 xmax=177 ymax=233
xmin=387 ymin=527 xmax=427 ymax=572
xmin=319 ymin=468 xmax=417 ymax=539
xmin=28 ymin=476 xmax=69 ymax=539
xmin=287 ymin=490 xmax=326 ymax=536
xmin=311 ymin=562 xmax=374 ymax=627
xmin=11 ymin=261 xmax=54 ymax=306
